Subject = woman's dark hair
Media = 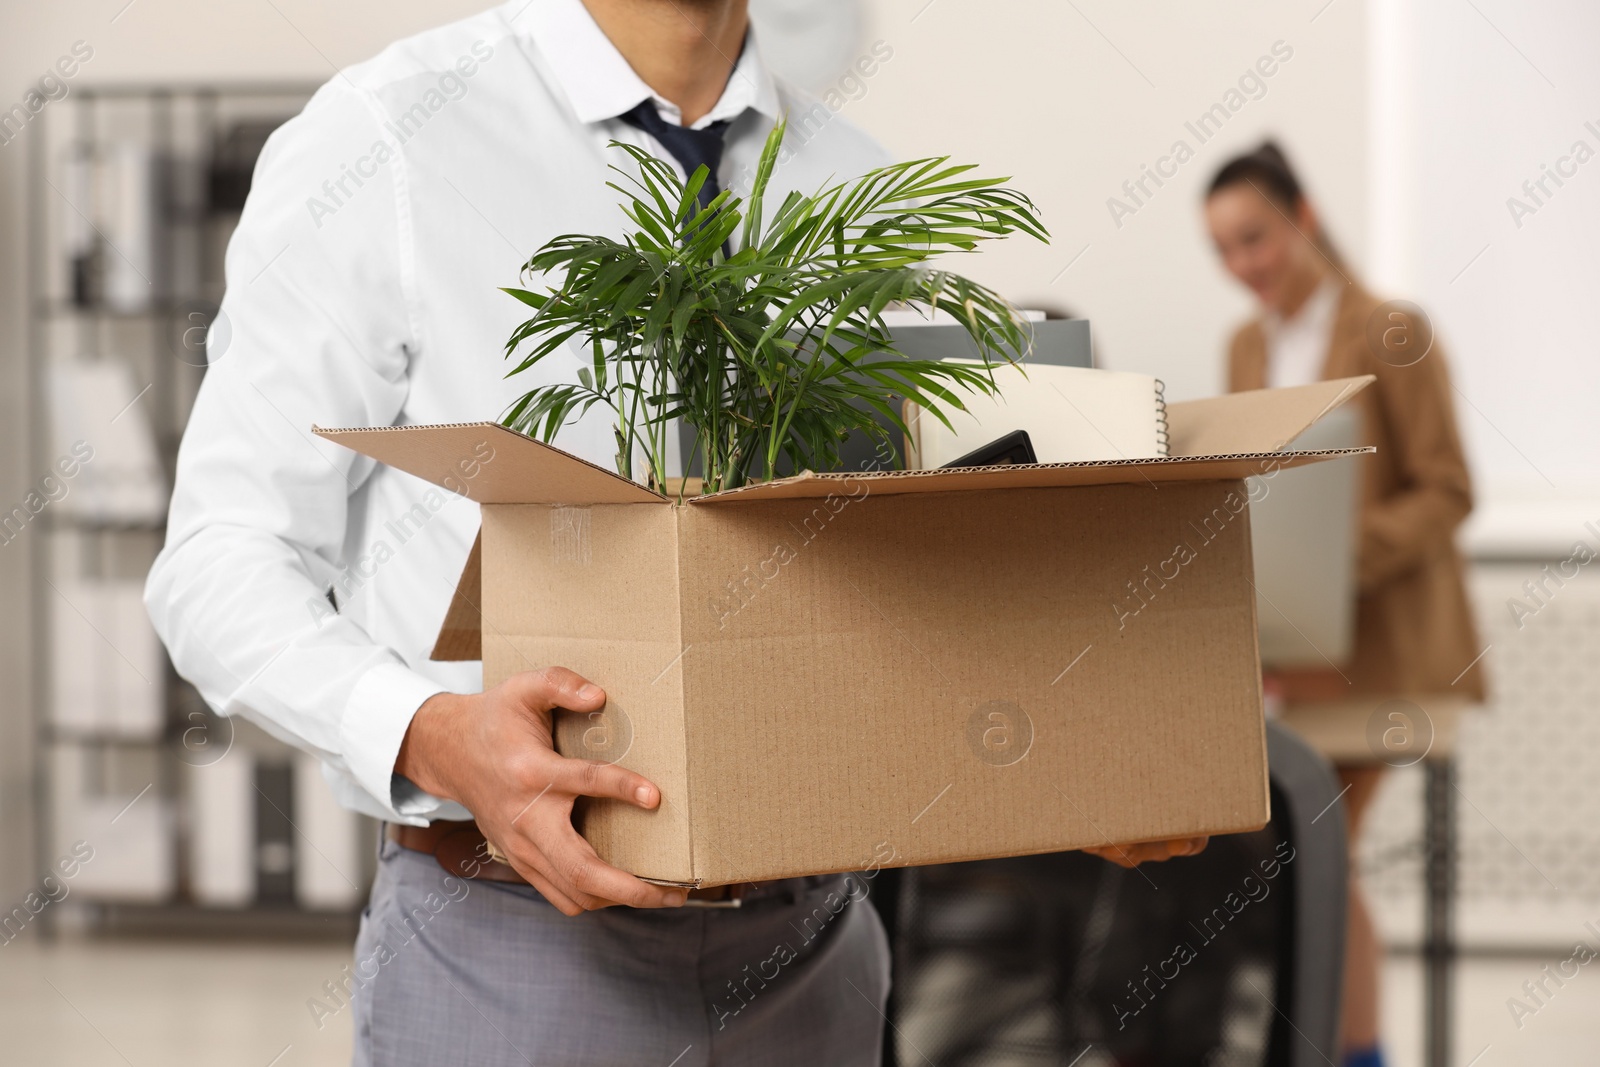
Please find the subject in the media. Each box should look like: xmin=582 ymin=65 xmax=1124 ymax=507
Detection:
xmin=1207 ymin=140 xmax=1343 ymax=264
xmin=1207 ymin=140 xmax=1303 ymax=206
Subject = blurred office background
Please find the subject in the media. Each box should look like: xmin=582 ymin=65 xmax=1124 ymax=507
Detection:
xmin=0 ymin=1 xmax=1595 ymax=1064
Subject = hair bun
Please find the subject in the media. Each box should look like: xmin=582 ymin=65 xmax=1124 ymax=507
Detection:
xmin=1252 ymin=140 xmax=1293 ymax=172
xmin=1207 ymin=138 xmax=1304 ymax=204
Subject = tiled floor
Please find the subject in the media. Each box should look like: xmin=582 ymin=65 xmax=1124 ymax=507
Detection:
xmin=1382 ymin=952 xmax=1599 ymax=1067
xmin=1 ymin=936 xmax=1595 ymax=1064
xmin=0 ymin=937 xmax=354 ymax=1066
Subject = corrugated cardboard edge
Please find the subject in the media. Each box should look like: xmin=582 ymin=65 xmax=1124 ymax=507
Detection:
xmin=313 ymin=422 xmax=665 ymax=506
xmin=1238 ymin=494 xmax=1274 ymax=834
xmin=1166 ymin=375 xmax=1374 ymax=457
xmin=688 ymin=447 xmax=1374 ymax=503
xmin=431 ymin=531 xmax=483 ymax=662
xmin=316 ymin=378 xmax=1375 ymax=510
xmin=900 ymin=373 xmax=1372 ymax=470
xmin=683 ymin=818 xmax=1280 ymax=887
xmin=667 ymin=508 xmax=698 ymax=887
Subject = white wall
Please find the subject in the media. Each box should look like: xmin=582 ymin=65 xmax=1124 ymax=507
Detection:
xmin=1 ymin=0 xmax=1370 ymax=396
xmin=1371 ymin=0 xmax=1600 ymax=553
xmin=849 ymin=0 xmax=1371 ymax=403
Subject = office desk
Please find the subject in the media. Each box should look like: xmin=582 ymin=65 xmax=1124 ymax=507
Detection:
xmin=1277 ymin=699 xmax=1470 ymax=1067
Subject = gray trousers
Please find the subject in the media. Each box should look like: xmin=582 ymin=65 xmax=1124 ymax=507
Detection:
xmin=349 ymin=839 xmax=891 ymax=1066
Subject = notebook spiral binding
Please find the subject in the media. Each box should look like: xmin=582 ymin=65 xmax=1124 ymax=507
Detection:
xmin=1154 ymin=378 xmax=1170 ymax=456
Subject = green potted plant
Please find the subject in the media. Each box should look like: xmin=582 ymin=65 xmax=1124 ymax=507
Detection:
xmin=501 ymin=122 xmax=1048 ymax=495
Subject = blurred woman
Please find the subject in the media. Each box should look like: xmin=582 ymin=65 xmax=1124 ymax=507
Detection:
xmin=1203 ymin=142 xmax=1487 ymax=1067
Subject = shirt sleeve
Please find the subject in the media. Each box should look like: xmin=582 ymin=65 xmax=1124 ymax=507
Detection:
xmin=145 ymin=79 xmax=452 ymax=824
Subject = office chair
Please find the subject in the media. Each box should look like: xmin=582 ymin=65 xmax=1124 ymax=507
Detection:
xmin=873 ymin=721 xmax=1347 ymax=1067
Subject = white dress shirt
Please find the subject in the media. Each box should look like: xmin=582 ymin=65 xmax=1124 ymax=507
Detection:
xmin=1262 ymin=275 xmax=1343 ymax=389
xmin=146 ymin=0 xmax=888 ymax=825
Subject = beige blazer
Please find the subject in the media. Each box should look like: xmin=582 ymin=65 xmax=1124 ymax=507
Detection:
xmin=1228 ymin=280 xmax=1488 ymax=702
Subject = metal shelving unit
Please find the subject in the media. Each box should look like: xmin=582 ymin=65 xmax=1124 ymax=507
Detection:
xmin=25 ymin=82 xmax=371 ymax=937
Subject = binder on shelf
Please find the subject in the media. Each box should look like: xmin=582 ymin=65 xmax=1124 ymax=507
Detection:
xmin=293 ymin=752 xmax=367 ymax=910
xmin=101 ymin=142 xmax=160 ymax=312
xmin=67 ymin=794 xmax=175 ymax=903
xmin=62 ymin=144 xmax=97 ymax=307
xmin=30 ymin=83 xmax=323 ymax=933
xmin=254 ymin=761 xmax=297 ymax=906
xmin=47 ymin=356 xmax=168 ymax=524
xmin=188 ymin=752 xmax=256 ymax=907
xmin=49 ymin=583 xmax=98 ymax=735
xmin=49 ymin=579 xmax=165 ymax=739
xmin=209 ymin=120 xmax=287 ymax=213
xmin=52 ymin=747 xmax=175 ymax=905
xmin=111 ymin=582 xmax=164 ymax=735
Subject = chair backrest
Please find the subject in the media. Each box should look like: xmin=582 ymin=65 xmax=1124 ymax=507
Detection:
xmin=875 ymin=721 xmax=1347 ymax=1066
xmin=1263 ymin=718 xmax=1349 ymax=1066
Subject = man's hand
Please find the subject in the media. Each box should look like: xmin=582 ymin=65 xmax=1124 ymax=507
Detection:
xmin=396 ymin=667 xmax=688 ymax=916
xmin=1083 ymin=837 xmax=1209 ymax=869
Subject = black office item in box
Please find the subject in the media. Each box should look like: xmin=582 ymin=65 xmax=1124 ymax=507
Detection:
xmin=208 ymin=120 xmax=291 ymax=214
xmin=942 ymin=429 xmax=1036 ymax=469
xmin=254 ymin=761 xmax=297 ymax=906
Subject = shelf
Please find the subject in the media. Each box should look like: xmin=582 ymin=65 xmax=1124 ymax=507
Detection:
xmin=43 ymin=728 xmax=170 ymax=747
xmin=35 ymin=299 xmax=218 ymax=321
xmin=75 ymin=81 xmax=321 ymax=100
xmin=29 ymin=82 xmax=336 ymax=938
xmin=41 ymin=516 xmax=167 ymax=533
xmin=81 ymin=900 xmax=362 ymax=942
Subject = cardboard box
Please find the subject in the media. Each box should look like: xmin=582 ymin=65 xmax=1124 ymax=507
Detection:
xmin=318 ymin=376 xmax=1373 ymax=887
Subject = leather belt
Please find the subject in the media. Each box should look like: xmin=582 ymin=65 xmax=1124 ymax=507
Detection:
xmin=386 ymin=820 xmax=758 ymax=906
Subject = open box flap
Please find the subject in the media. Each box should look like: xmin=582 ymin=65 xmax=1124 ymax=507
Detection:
xmin=316 ymin=379 xmax=1372 ymax=507
xmin=1166 ymin=376 xmax=1373 ymax=457
xmin=431 ymin=530 xmax=483 ymax=662
xmin=313 ymin=422 xmax=663 ymax=505
xmin=689 ymin=447 xmax=1373 ymax=503
xmin=694 ymin=375 xmax=1375 ymax=504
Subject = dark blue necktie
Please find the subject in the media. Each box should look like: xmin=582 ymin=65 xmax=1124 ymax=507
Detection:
xmin=619 ymin=99 xmax=731 ymax=217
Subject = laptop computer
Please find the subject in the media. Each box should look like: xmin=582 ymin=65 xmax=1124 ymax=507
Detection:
xmin=1248 ymin=406 xmax=1363 ymax=668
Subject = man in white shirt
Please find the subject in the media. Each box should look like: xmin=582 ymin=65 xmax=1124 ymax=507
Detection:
xmin=149 ymin=0 xmax=1205 ymax=1059
xmin=147 ymin=0 xmax=893 ymax=1062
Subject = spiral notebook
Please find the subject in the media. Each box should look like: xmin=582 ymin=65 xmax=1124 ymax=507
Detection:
xmin=909 ymin=361 xmax=1170 ymax=468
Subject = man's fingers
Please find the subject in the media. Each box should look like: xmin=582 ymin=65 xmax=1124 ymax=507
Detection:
xmin=500 ymin=831 xmax=626 ymax=914
xmin=516 ymin=666 xmax=606 ymax=714
xmin=540 ymin=830 xmax=687 ymax=911
xmin=508 ymin=809 xmax=683 ymax=911
xmin=1083 ymin=844 xmax=1139 ymax=868
xmin=551 ymin=756 xmax=660 ymax=808
xmin=1119 ymin=843 xmax=1158 ymax=865
xmin=1084 ymin=837 xmax=1208 ymax=868
xmin=512 ymin=860 xmax=585 ymax=917
xmin=524 ymin=857 xmax=615 ymax=913
xmin=1129 ymin=837 xmax=1207 ymax=863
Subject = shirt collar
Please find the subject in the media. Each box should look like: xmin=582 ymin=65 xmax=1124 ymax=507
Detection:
xmin=1263 ymin=274 xmax=1343 ymax=338
xmin=512 ymin=0 xmax=781 ymax=130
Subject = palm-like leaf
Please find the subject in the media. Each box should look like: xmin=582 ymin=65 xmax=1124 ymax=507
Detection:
xmin=501 ymin=121 xmax=1049 ymax=494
